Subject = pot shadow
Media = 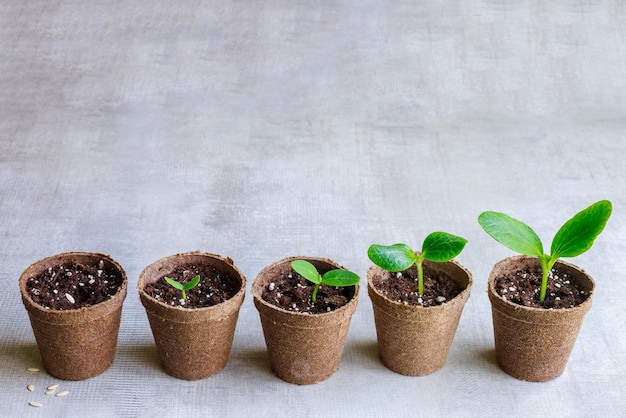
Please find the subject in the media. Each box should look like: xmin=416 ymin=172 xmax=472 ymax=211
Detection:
xmin=2 ymin=342 xmax=43 ymax=369
xmin=471 ymin=347 xmax=509 ymax=377
xmin=348 ymin=340 xmax=384 ymax=368
xmin=115 ymin=343 xmax=162 ymax=373
xmin=478 ymin=348 xmax=498 ymax=366
xmin=229 ymin=347 xmax=275 ymax=378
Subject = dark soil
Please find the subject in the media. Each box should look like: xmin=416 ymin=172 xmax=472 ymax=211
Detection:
xmin=493 ymin=265 xmax=589 ymax=309
xmin=144 ymin=262 xmax=240 ymax=308
xmin=261 ymin=268 xmax=355 ymax=314
xmin=26 ymin=259 xmax=124 ymax=310
xmin=371 ymin=265 xmax=461 ymax=307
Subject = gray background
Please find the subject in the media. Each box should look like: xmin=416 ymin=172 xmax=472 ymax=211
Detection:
xmin=1 ymin=1 xmax=625 ymax=417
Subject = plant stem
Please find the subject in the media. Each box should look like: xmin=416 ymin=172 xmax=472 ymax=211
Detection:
xmin=417 ymin=261 xmax=424 ymax=296
xmin=181 ymin=289 xmax=186 ymax=300
xmin=538 ymin=256 xmax=556 ymax=302
xmin=539 ymin=268 xmax=548 ymax=302
xmin=312 ymin=283 xmax=320 ymax=302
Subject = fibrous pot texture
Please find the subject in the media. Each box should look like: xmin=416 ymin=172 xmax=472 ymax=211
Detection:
xmin=368 ymin=258 xmax=472 ymax=376
xmin=252 ymin=256 xmax=359 ymax=385
xmin=488 ymin=255 xmax=594 ymax=382
xmin=138 ymin=251 xmax=246 ymax=380
xmin=19 ymin=252 xmax=128 ymax=380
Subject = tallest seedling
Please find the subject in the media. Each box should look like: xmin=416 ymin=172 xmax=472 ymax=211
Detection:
xmin=478 ymin=200 xmax=612 ymax=302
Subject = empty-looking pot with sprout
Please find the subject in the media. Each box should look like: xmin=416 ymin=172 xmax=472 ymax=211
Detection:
xmin=252 ymin=256 xmax=360 ymax=385
xmin=138 ymin=251 xmax=246 ymax=380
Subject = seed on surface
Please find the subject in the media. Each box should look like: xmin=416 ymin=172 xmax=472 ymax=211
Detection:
xmin=27 ymin=385 xmax=35 ymax=392
xmin=27 ymin=367 xmax=40 ymax=372
xmin=47 ymin=384 xmax=59 ymax=391
xmin=28 ymin=402 xmax=42 ymax=408
xmin=65 ymin=293 xmax=75 ymax=304
xmin=45 ymin=389 xmax=56 ymax=395
xmin=436 ymin=296 xmax=447 ymax=303
xmin=56 ymin=391 xmax=69 ymax=397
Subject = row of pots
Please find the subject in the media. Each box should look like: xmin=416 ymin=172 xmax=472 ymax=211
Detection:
xmin=18 ymin=251 xmax=594 ymax=384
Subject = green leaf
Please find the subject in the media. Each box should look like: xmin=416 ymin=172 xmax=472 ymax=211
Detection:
xmin=422 ymin=231 xmax=468 ymax=262
xmin=291 ymin=260 xmax=321 ymax=284
xmin=164 ymin=276 xmax=184 ymax=290
xmin=478 ymin=211 xmax=544 ymax=256
xmin=367 ymin=243 xmax=417 ymax=272
xmin=551 ymin=200 xmax=612 ymax=258
xmin=322 ymin=269 xmax=361 ymax=287
xmin=184 ymin=275 xmax=201 ymax=291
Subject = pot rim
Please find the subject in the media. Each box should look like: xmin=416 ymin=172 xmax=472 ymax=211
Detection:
xmin=487 ymin=255 xmax=594 ymax=319
xmin=252 ymin=255 xmax=360 ymax=319
xmin=137 ymin=250 xmax=247 ymax=315
xmin=19 ymin=251 xmax=128 ymax=320
xmin=367 ymin=257 xmax=472 ymax=312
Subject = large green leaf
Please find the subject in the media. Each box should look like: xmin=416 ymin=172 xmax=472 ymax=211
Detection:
xmin=322 ymin=269 xmax=361 ymax=287
xmin=478 ymin=211 xmax=544 ymax=256
xmin=291 ymin=260 xmax=321 ymax=284
xmin=422 ymin=231 xmax=468 ymax=262
xmin=367 ymin=243 xmax=417 ymax=272
xmin=551 ymin=200 xmax=612 ymax=258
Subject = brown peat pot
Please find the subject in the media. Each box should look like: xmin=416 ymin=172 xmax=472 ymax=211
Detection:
xmin=19 ymin=252 xmax=128 ymax=380
xmin=368 ymin=258 xmax=472 ymax=376
xmin=488 ymin=255 xmax=594 ymax=382
xmin=252 ymin=256 xmax=359 ymax=385
xmin=138 ymin=252 xmax=246 ymax=380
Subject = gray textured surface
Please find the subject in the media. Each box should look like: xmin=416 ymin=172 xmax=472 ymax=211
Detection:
xmin=1 ymin=1 xmax=625 ymax=417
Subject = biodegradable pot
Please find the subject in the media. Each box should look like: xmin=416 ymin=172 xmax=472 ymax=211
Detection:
xmin=367 ymin=258 xmax=472 ymax=376
xmin=138 ymin=252 xmax=246 ymax=380
xmin=488 ymin=255 xmax=595 ymax=382
xmin=19 ymin=252 xmax=128 ymax=380
xmin=252 ymin=256 xmax=359 ymax=385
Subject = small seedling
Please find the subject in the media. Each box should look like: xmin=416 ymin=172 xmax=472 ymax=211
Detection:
xmin=164 ymin=275 xmax=200 ymax=301
xmin=368 ymin=232 xmax=468 ymax=296
xmin=478 ymin=200 xmax=612 ymax=302
xmin=290 ymin=260 xmax=360 ymax=303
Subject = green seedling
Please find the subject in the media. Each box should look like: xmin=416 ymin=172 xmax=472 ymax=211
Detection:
xmin=478 ymin=200 xmax=612 ymax=302
xmin=368 ymin=232 xmax=468 ymax=296
xmin=290 ymin=260 xmax=360 ymax=303
xmin=164 ymin=275 xmax=201 ymax=301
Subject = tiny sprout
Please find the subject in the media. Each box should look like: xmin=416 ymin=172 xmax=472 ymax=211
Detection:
xmin=290 ymin=260 xmax=360 ymax=303
xmin=164 ymin=275 xmax=200 ymax=301
xmin=368 ymin=231 xmax=468 ymax=296
xmin=478 ymin=199 xmax=612 ymax=302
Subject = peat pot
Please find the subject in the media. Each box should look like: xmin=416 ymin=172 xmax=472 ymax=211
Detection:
xmin=19 ymin=252 xmax=128 ymax=380
xmin=138 ymin=252 xmax=246 ymax=380
xmin=252 ymin=256 xmax=359 ymax=385
xmin=368 ymin=258 xmax=472 ymax=376
xmin=488 ymin=255 xmax=594 ymax=382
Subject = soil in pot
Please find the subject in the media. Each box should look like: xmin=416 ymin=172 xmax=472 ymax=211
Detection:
xmin=25 ymin=259 xmax=124 ymax=310
xmin=253 ymin=256 xmax=359 ymax=385
xmin=368 ymin=259 xmax=472 ymax=376
xmin=143 ymin=262 xmax=239 ymax=308
xmin=491 ymin=263 xmax=589 ymax=309
xmin=488 ymin=255 xmax=594 ymax=382
xmin=19 ymin=252 xmax=128 ymax=381
xmin=138 ymin=252 xmax=246 ymax=380
xmin=259 ymin=265 xmax=354 ymax=314
xmin=369 ymin=265 xmax=462 ymax=307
